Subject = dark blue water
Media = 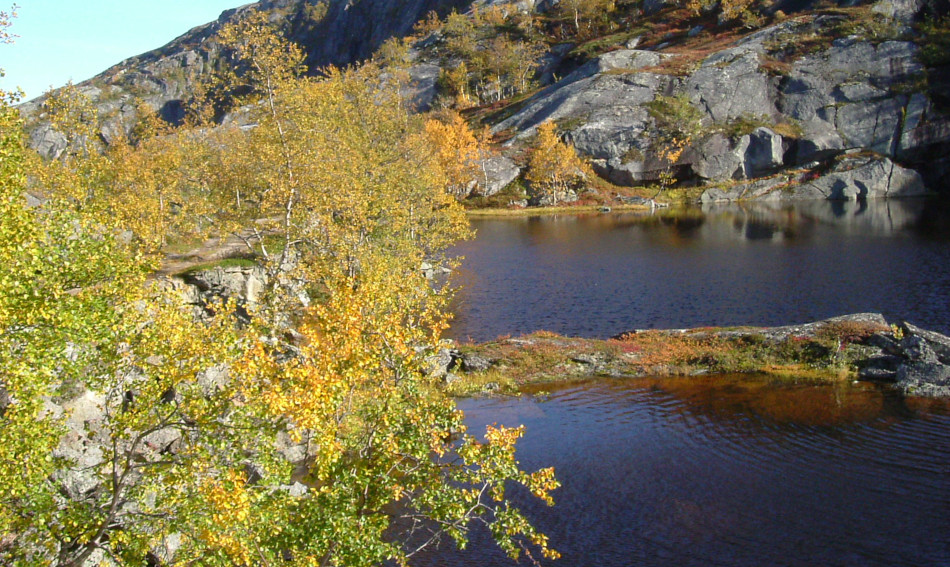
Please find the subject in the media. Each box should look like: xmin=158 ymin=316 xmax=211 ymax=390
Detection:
xmin=447 ymin=199 xmax=950 ymax=342
xmin=417 ymin=377 xmax=950 ymax=567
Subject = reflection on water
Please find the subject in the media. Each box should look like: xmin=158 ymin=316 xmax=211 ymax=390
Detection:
xmin=448 ymin=199 xmax=950 ymax=342
xmin=416 ymin=377 xmax=950 ymax=567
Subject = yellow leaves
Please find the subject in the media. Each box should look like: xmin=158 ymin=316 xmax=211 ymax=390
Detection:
xmin=526 ymin=120 xmax=589 ymax=204
xmin=198 ymin=470 xmax=255 ymax=565
xmin=484 ymin=423 xmax=525 ymax=449
xmin=424 ymin=110 xmax=486 ymax=198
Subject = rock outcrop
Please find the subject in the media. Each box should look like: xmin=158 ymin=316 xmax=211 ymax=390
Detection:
xmin=457 ymin=313 xmax=950 ymax=398
xmin=700 ymin=154 xmax=928 ymax=202
xmin=859 ymin=322 xmax=950 ymax=397
xmin=492 ymin=13 xmax=949 ymax=194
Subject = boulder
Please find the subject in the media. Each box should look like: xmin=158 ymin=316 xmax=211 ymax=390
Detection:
xmin=532 ymin=189 xmax=579 ymax=206
xmin=900 ymin=322 xmax=950 ymax=364
xmin=691 ymin=134 xmax=746 ymax=181
xmin=459 ymin=351 xmax=494 ymax=372
xmin=598 ymin=154 xmax=670 ymax=185
xmin=795 ymin=156 xmax=927 ymax=200
xmin=859 ymin=322 xmax=950 ymax=397
xmin=690 ymin=127 xmax=784 ymax=182
xmin=424 ymin=346 xmax=458 ymax=378
xmin=871 ymin=0 xmax=922 ymax=22
xmin=475 ymin=156 xmax=521 ymax=196
xmin=700 ymin=174 xmax=797 ymax=203
xmin=743 ymin=127 xmax=785 ymax=177
xmin=896 ymin=362 xmax=950 ymax=397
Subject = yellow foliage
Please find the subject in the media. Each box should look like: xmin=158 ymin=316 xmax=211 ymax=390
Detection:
xmin=424 ymin=110 xmax=486 ymax=198
xmin=526 ymin=120 xmax=589 ymax=204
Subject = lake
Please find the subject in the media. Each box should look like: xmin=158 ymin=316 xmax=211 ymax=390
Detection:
xmin=447 ymin=199 xmax=950 ymax=342
xmin=429 ymin=198 xmax=950 ymax=566
xmin=418 ymin=376 xmax=950 ymax=566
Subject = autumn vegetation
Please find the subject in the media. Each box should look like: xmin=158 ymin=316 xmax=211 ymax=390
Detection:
xmin=448 ymin=319 xmax=891 ymax=396
xmin=0 ymin=9 xmax=560 ymax=566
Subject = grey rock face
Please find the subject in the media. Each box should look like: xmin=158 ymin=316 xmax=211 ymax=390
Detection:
xmin=51 ymin=390 xmax=109 ymax=500
xmin=499 ymin=15 xmax=944 ymax=189
xmin=180 ymin=265 xmax=267 ymax=306
xmin=780 ymin=39 xmax=926 ymax=161
xmin=691 ymin=134 xmax=746 ymax=181
xmin=642 ymin=0 xmax=677 ymax=14
xmin=493 ymin=50 xmax=672 ymax=159
xmin=703 ymin=156 xmax=927 ymax=202
xmin=22 ymin=0 xmax=474 ymax=153
xmin=475 ymin=156 xmax=521 ymax=196
xmin=686 ymin=46 xmax=778 ymax=123
xmin=403 ymin=63 xmax=442 ymax=111
xmin=28 ymin=123 xmax=68 ymax=161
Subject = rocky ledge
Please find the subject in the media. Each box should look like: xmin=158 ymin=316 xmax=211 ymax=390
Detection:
xmin=436 ymin=313 xmax=950 ymax=398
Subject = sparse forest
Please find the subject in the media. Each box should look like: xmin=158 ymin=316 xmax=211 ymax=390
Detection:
xmin=0 ymin=8 xmax=559 ymax=566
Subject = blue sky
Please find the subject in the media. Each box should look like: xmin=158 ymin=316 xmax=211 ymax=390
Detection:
xmin=0 ymin=1 xmax=244 ymax=101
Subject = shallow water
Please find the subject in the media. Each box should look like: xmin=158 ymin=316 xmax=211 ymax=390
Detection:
xmin=417 ymin=377 xmax=950 ymax=566
xmin=447 ymin=199 xmax=950 ymax=342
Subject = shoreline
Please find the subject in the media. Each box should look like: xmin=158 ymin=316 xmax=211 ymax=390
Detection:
xmin=464 ymin=203 xmax=652 ymax=217
xmin=434 ymin=313 xmax=950 ymax=399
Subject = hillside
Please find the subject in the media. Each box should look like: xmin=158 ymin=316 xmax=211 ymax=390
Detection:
xmin=19 ymin=0 xmax=950 ymax=204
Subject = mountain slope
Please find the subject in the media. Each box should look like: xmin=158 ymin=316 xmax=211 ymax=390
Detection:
xmin=20 ymin=0 xmax=950 ymax=196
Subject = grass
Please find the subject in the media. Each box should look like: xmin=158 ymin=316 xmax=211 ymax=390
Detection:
xmin=176 ymin=257 xmax=259 ymax=276
xmin=718 ymin=114 xmax=804 ymax=139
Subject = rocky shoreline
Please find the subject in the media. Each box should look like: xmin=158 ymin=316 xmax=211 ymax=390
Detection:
xmin=433 ymin=313 xmax=950 ymax=398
